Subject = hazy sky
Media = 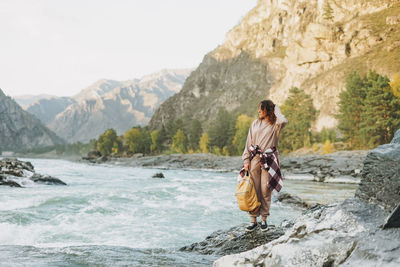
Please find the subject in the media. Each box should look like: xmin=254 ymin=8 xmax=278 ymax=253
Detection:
xmin=0 ymin=0 xmax=257 ymax=97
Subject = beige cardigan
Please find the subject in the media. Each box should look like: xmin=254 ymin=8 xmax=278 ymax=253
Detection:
xmin=242 ymin=106 xmax=288 ymax=164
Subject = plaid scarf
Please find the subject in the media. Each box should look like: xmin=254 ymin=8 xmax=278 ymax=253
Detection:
xmin=240 ymin=145 xmax=283 ymax=192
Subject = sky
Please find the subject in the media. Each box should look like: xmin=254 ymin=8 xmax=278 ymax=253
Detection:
xmin=0 ymin=0 xmax=257 ymax=97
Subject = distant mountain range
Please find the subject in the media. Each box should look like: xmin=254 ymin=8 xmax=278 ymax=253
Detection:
xmin=0 ymin=89 xmax=65 ymax=151
xmin=14 ymin=69 xmax=192 ymax=143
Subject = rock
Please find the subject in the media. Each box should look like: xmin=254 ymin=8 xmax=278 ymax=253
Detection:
xmin=383 ymin=202 xmax=400 ymax=229
xmin=356 ymin=129 xmax=400 ymax=211
xmin=180 ymin=222 xmax=291 ymax=256
xmin=30 ymin=174 xmax=67 ymax=185
xmin=276 ymin=192 xmax=311 ymax=208
xmin=214 ymin=198 xmax=400 ymax=267
xmin=152 ymin=172 xmax=165 ymax=178
xmin=386 ymin=15 xmax=400 ymax=25
xmin=0 ymin=175 xmax=22 ymax=187
xmin=97 ymin=156 xmax=108 ymax=162
xmin=280 ymin=151 xmax=367 ymax=183
xmin=87 ymin=150 xmax=102 ymax=159
xmin=0 ymin=158 xmax=67 ymax=187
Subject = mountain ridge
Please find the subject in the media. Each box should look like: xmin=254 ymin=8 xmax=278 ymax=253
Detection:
xmin=149 ymin=0 xmax=400 ymax=131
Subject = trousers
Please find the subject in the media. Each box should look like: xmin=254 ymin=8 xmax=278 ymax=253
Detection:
xmin=249 ymin=155 xmax=272 ymax=218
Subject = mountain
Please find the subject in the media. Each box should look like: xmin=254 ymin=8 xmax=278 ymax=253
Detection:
xmin=73 ymin=79 xmax=123 ymax=102
xmin=0 ymin=89 xmax=65 ymax=151
xmin=14 ymin=94 xmax=55 ymax=109
xmin=48 ymin=69 xmax=192 ymax=143
xmin=149 ymin=0 xmax=400 ymax=131
xmin=25 ymin=97 xmax=76 ymax=124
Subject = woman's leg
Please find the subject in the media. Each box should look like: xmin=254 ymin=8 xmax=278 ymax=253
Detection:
xmin=249 ymin=156 xmax=261 ymax=221
xmin=260 ymin=168 xmax=272 ymax=222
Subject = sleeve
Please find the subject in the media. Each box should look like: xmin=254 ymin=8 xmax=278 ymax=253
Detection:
xmin=241 ymin=121 xmax=254 ymax=164
xmin=275 ymin=105 xmax=288 ymax=128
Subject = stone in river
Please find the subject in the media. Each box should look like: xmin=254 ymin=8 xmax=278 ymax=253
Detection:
xmin=152 ymin=172 xmax=165 ymax=178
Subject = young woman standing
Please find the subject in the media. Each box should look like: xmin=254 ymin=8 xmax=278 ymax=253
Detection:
xmin=242 ymin=100 xmax=288 ymax=232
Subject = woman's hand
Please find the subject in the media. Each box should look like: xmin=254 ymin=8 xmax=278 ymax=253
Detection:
xmin=244 ymin=162 xmax=250 ymax=171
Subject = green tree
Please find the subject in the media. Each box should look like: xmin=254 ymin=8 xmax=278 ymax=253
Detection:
xmin=150 ymin=130 xmax=161 ymax=153
xmin=232 ymin=114 xmax=253 ymax=155
xmin=199 ymin=133 xmax=210 ymax=153
xmin=280 ymin=87 xmax=318 ymax=152
xmin=317 ymin=127 xmax=336 ymax=143
xmin=360 ymin=71 xmax=400 ymax=147
xmin=336 ymin=72 xmax=367 ymax=148
xmin=208 ymin=108 xmax=235 ymax=149
xmin=124 ymin=127 xmax=151 ymax=154
xmin=171 ymin=129 xmax=187 ymax=153
xmin=112 ymin=136 xmax=123 ymax=154
xmin=97 ymin=128 xmax=118 ymax=156
xmin=187 ymin=119 xmax=203 ymax=151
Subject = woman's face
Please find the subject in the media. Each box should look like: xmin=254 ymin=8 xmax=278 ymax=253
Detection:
xmin=258 ymin=108 xmax=267 ymax=119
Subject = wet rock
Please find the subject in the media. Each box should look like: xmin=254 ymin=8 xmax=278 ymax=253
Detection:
xmin=276 ymin=192 xmax=311 ymax=209
xmin=152 ymin=172 xmax=165 ymax=178
xmin=180 ymin=222 xmax=291 ymax=256
xmin=214 ymin=198 xmax=400 ymax=267
xmin=0 ymin=174 xmax=22 ymax=187
xmin=0 ymin=158 xmax=67 ymax=187
xmin=82 ymin=151 xmax=108 ymax=164
xmin=356 ymin=128 xmax=400 ymax=211
xmin=30 ymin=173 xmax=67 ymax=185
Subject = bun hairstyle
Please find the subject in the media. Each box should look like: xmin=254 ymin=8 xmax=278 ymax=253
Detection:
xmin=259 ymin=100 xmax=277 ymax=125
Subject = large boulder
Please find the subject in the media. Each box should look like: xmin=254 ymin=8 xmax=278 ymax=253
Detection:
xmin=180 ymin=223 xmax=290 ymax=256
xmin=356 ymin=129 xmax=400 ymax=211
xmin=214 ymin=198 xmax=400 ymax=267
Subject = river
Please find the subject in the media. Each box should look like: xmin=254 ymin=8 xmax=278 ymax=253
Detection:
xmin=0 ymin=158 xmax=357 ymax=266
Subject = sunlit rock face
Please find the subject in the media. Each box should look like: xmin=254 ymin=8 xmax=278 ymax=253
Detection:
xmin=151 ymin=0 xmax=400 ymax=131
xmin=0 ymin=89 xmax=64 ymax=151
xmin=43 ymin=69 xmax=192 ymax=143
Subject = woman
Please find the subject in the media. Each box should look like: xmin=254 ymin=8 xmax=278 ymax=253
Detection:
xmin=242 ymin=100 xmax=288 ymax=232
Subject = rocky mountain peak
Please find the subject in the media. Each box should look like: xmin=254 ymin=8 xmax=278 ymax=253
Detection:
xmin=150 ymin=0 xmax=400 ymax=131
xmin=73 ymin=79 xmax=123 ymax=103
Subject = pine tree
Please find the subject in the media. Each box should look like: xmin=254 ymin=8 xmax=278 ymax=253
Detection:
xmin=360 ymin=71 xmax=400 ymax=147
xmin=208 ymin=108 xmax=235 ymax=149
xmin=188 ymin=119 xmax=202 ymax=151
xmin=336 ymin=72 xmax=367 ymax=148
xmin=280 ymin=87 xmax=318 ymax=152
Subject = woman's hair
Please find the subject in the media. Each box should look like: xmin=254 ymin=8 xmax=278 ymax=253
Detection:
xmin=259 ymin=100 xmax=276 ymax=125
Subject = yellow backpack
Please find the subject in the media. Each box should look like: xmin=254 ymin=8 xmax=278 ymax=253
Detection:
xmin=235 ymin=171 xmax=260 ymax=212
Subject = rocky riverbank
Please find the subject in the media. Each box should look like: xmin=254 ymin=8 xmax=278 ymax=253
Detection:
xmin=209 ymin=129 xmax=400 ymax=266
xmin=0 ymin=158 xmax=67 ymax=187
xmin=81 ymin=150 xmax=367 ymax=184
xmin=214 ymin=198 xmax=399 ymax=266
